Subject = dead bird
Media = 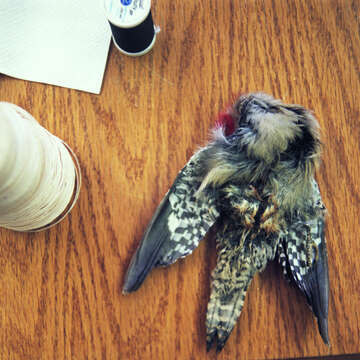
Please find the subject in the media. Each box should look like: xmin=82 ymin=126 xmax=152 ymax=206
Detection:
xmin=123 ymin=93 xmax=329 ymax=352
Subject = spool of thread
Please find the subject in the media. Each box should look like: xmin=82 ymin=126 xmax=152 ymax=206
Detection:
xmin=104 ymin=0 xmax=157 ymax=56
xmin=0 ymin=102 xmax=81 ymax=232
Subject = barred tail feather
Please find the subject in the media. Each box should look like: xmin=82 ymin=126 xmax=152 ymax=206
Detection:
xmin=206 ymin=258 xmax=255 ymax=352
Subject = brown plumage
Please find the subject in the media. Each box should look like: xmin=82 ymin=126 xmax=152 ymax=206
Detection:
xmin=123 ymin=93 xmax=329 ymax=352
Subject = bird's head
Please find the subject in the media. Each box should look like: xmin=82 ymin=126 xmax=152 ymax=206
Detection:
xmin=204 ymin=93 xmax=322 ymax=193
xmin=227 ymin=93 xmax=321 ymax=169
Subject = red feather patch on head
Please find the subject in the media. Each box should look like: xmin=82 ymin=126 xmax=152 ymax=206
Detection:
xmin=215 ymin=112 xmax=236 ymax=136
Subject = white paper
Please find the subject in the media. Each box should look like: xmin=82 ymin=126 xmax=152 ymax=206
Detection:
xmin=0 ymin=0 xmax=111 ymax=94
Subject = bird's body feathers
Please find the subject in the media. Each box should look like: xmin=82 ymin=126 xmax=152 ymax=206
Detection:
xmin=123 ymin=93 xmax=330 ymax=351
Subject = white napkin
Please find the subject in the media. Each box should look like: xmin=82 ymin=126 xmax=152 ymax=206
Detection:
xmin=0 ymin=0 xmax=111 ymax=94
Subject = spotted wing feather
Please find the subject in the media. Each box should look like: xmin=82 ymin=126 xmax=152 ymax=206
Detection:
xmin=123 ymin=152 xmax=220 ymax=293
xmin=278 ymin=180 xmax=329 ymax=345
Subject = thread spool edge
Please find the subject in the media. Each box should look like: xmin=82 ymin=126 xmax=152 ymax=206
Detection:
xmin=112 ymin=32 xmax=156 ymax=56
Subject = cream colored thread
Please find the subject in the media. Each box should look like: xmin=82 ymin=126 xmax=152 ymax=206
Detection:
xmin=0 ymin=102 xmax=81 ymax=232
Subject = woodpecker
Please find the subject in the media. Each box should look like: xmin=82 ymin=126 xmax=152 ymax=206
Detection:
xmin=123 ymin=93 xmax=330 ymax=352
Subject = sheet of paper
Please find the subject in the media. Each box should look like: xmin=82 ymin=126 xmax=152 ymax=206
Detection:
xmin=0 ymin=0 xmax=111 ymax=94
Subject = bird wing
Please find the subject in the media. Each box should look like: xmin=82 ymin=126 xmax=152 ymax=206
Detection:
xmin=123 ymin=151 xmax=220 ymax=293
xmin=278 ymin=181 xmax=330 ymax=345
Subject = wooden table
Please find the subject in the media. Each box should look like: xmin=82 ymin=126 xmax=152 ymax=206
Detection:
xmin=0 ymin=1 xmax=359 ymax=359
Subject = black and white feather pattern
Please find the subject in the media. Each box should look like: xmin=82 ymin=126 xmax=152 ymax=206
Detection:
xmin=277 ymin=180 xmax=329 ymax=344
xmin=123 ymin=151 xmax=219 ymax=292
xmin=158 ymin=153 xmax=219 ymax=265
xmin=278 ymin=180 xmax=325 ymax=281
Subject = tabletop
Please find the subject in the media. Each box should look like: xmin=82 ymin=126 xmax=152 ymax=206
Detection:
xmin=0 ymin=0 xmax=359 ymax=359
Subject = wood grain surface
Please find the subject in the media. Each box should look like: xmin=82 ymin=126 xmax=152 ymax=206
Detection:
xmin=0 ymin=0 xmax=359 ymax=359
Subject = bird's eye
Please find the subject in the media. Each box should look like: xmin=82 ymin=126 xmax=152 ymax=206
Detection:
xmin=253 ymin=100 xmax=268 ymax=111
xmin=253 ymin=100 xmax=278 ymax=114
